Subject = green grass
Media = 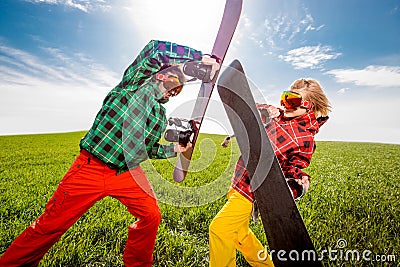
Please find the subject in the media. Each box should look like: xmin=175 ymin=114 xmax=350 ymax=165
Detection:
xmin=0 ymin=132 xmax=399 ymax=266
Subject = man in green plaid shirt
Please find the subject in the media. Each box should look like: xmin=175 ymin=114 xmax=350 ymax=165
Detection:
xmin=79 ymin=40 xmax=203 ymax=172
xmin=0 ymin=40 xmax=219 ymax=267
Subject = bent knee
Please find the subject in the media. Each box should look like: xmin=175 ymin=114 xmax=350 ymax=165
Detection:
xmin=151 ymin=208 xmax=162 ymax=225
xmin=139 ymin=206 xmax=162 ymax=226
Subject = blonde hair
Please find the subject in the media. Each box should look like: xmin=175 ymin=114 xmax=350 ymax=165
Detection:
xmin=290 ymin=78 xmax=332 ymax=117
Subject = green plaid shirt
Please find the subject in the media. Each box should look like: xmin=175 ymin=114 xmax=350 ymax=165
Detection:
xmin=80 ymin=40 xmax=202 ymax=172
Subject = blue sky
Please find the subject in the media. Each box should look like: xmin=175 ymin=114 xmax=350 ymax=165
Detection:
xmin=1 ymin=0 xmax=399 ymax=144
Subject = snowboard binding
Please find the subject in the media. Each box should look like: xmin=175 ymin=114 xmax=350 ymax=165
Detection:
xmin=164 ymin=117 xmax=199 ymax=147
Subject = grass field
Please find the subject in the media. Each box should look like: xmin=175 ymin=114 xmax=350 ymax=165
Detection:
xmin=0 ymin=131 xmax=399 ymax=266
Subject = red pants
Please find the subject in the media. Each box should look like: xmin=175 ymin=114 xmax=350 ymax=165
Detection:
xmin=0 ymin=150 xmax=161 ymax=267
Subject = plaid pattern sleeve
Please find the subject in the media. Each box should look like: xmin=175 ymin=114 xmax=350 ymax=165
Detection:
xmin=117 ymin=40 xmax=202 ymax=92
xmin=232 ymin=110 xmax=321 ymax=202
xmin=80 ymin=40 xmax=202 ymax=172
xmin=231 ymin=156 xmax=254 ymax=201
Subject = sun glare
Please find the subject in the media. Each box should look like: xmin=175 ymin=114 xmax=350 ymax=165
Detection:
xmin=128 ymin=0 xmax=226 ymax=52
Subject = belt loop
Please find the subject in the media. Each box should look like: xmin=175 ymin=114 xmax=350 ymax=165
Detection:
xmin=87 ymin=157 xmax=91 ymax=164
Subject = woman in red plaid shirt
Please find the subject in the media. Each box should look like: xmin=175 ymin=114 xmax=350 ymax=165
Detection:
xmin=209 ymin=78 xmax=331 ymax=267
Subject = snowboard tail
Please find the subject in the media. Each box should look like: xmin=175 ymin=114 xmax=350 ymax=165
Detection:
xmin=217 ymin=60 xmax=322 ymax=267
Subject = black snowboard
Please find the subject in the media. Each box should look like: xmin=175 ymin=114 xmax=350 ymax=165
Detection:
xmin=217 ymin=60 xmax=322 ymax=267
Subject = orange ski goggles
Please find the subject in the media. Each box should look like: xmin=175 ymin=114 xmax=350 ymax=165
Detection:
xmin=280 ymin=91 xmax=313 ymax=110
xmin=280 ymin=91 xmax=302 ymax=109
xmin=155 ymin=73 xmax=183 ymax=96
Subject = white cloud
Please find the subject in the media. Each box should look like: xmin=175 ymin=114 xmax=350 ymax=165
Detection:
xmin=0 ymin=44 xmax=119 ymax=135
xmin=279 ymin=45 xmax=341 ymax=69
xmin=234 ymin=14 xmax=252 ymax=46
xmin=337 ymin=88 xmax=350 ymax=95
xmin=23 ymin=0 xmax=110 ymax=13
xmin=326 ymin=65 xmax=400 ymax=87
xmin=0 ymin=44 xmax=119 ymax=89
xmin=257 ymin=7 xmax=324 ymax=50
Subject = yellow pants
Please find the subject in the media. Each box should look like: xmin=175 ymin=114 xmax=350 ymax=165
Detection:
xmin=209 ymin=188 xmax=274 ymax=267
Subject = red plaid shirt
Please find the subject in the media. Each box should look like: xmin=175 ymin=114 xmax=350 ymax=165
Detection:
xmin=232 ymin=106 xmax=328 ymax=202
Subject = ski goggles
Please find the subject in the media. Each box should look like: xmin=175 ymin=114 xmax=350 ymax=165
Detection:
xmin=155 ymin=73 xmax=183 ymax=96
xmin=280 ymin=91 xmax=302 ymax=109
xmin=280 ymin=91 xmax=313 ymax=110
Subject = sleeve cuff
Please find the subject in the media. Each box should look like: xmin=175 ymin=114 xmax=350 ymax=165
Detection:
xmin=164 ymin=143 xmax=177 ymax=158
